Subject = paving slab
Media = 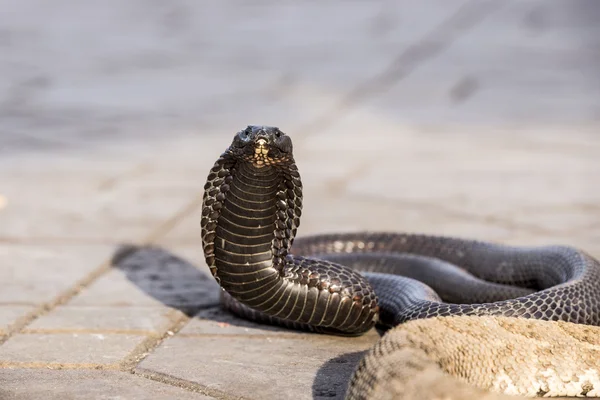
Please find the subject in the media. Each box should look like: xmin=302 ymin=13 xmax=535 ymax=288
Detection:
xmin=25 ymin=306 xmax=179 ymax=334
xmin=0 ymin=245 xmax=112 ymax=304
xmin=0 ymin=332 xmax=145 ymax=366
xmin=138 ymin=331 xmax=379 ymax=400
xmin=0 ymin=370 xmax=214 ymax=400
xmin=0 ymin=168 xmax=200 ymax=242
xmin=362 ymin=0 xmax=600 ymax=127
xmin=503 ymin=230 xmax=600 ymax=260
xmin=298 ymin=196 xmax=516 ymax=240
xmin=179 ymin=306 xmax=298 ymax=337
xmin=302 ymin=116 xmax=599 ymax=239
xmin=0 ymin=306 xmax=35 ymax=335
xmin=503 ymin=206 xmax=600 ymax=234
xmin=69 ymin=246 xmax=219 ymax=312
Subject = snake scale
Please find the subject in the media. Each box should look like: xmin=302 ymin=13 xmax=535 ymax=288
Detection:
xmin=200 ymin=126 xmax=600 ymax=399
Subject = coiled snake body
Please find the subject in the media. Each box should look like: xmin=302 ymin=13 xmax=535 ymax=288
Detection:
xmin=201 ymin=126 xmax=600 ymax=399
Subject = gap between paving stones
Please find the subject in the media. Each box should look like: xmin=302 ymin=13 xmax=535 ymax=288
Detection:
xmin=120 ymin=312 xmax=190 ymax=371
xmin=1 ymin=311 xmax=187 ymax=371
xmin=0 ymin=195 xmax=203 ymax=347
xmin=135 ymin=369 xmax=244 ymax=400
xmin=294 ymin=0 xmax=504 ymax=135
xmin=18 ymin=307 xmax=188 ymax=338
xmin=0 ymin=194 xmax=243 ymax=399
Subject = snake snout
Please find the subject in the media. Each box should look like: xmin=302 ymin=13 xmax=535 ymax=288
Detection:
xmin=229 ymin=125 xmax=294 ymax=168
xmin=253 ymin=133 xmax=270 ymax=150
xmin=252 ymin=127 xmax=280 ymax=145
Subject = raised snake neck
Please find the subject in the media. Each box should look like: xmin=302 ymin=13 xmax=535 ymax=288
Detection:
xmin=201 ymin=133 xmax=377 ymax=334
xmin=201 ymin=126 xmax=600 ymax=397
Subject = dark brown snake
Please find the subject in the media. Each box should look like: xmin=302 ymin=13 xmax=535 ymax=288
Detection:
xmin=200 ymin=126 xmax=600 ymax=396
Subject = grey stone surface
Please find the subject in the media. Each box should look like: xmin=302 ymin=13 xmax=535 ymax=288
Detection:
xmin=158 ymin=207 xmax=207 ymax=246
xmin=0 ymin=306 xmax=34 ymax=335
xmin=66 ymin=270 xmax=171 ymax=308
xmin=0 ymin=245 xmax=112 ymax=304
xmin=0 ymin=332 xmax=145 ymax=365
xmin=503 ymin=231 xmax=600 ymax=259
xmin=138 ymin=332 xmax=380 ymax=400
xmin=364 ymin=0 xmax=600 ymax=127
xmin=25 ymin=306 xmax=179 ymax=334
xmin=69 ymin=246 xmax=220 ymax=311
xmin=0 ymin=370 xmax=214 ymax=400
xmin=0 ymin=0 xmax=598 ymax=399
xmin=350 ymin=159 xmax=600 ymax=218
xmin=0 ymin=167 xmax=201 ymax=241
xmin=179 ymin=306 xmax=297 ymax=337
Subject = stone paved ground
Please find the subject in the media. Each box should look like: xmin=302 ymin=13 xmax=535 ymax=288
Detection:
xmin=0 ymin=0 xmax=599 ymax=399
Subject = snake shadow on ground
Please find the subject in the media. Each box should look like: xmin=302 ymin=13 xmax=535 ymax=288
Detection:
xmin=312 ymin=351 xmax=368 ymax=399
xmin=110 ymin=244 xmax=372 ymax=399
xmin=110 ymin=244 xmax=302 ymax=328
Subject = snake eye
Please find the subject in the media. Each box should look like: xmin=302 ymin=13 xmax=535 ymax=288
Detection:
xmin=274 ymin=130 xmax=282 ymax=138
xmin=233 ymin=127 xmax=253 ymax=148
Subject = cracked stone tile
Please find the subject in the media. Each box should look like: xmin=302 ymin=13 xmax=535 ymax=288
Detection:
xmin=138 ymin=331 xmax=379 ymax=400
xmin=0 ymin=332 xmax=145 ymax=365
xmin=0 ymin=370 xmax=214 ymax=400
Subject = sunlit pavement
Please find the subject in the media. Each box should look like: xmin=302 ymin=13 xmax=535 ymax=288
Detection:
xmin=1 ymin=1 xmax=599 ymax=399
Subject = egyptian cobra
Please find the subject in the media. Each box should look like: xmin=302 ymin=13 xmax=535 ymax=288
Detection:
xmin=200 ymin=126 xmax=600 ymax=399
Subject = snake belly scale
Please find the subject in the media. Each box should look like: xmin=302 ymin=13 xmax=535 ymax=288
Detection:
xmin=200 ymin=126 xmax=600 ymax=398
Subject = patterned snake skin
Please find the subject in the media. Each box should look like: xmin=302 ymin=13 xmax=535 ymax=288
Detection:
xmin=201 ymin=126 xmax=600 ymax=397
